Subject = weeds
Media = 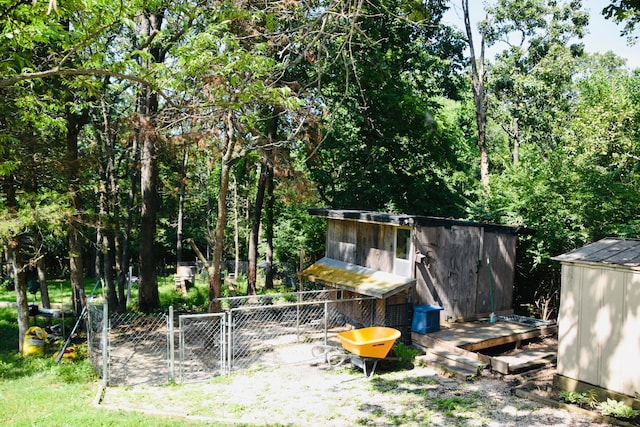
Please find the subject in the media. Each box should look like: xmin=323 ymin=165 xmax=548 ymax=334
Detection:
xmin=391 ymin=341 xmax=420 ymax=368
xmin=432 ymin=396 xmax=476 ymax=416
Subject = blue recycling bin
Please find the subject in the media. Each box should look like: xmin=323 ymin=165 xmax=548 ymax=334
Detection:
xmin=411 ymin=304 xmax=444 ymax=334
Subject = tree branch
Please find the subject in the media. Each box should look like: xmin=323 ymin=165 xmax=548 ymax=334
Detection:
xmin=0 ymin=67 xmax=178 ymax=107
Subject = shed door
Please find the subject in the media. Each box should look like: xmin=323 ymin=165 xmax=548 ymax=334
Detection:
xmin=394 ymin=227 xmax=412 ymax=277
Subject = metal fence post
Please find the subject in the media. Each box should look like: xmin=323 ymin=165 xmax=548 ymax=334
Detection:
xmin=227 ymin=310 xmax=233 ymax=374
xmin=168 ymin=305 xmax=175 ymax=382
xmin=178 ymin=312 xmax=184 ymax=383
xmin=323 ymin=300 xmax=328 ymax=345
xmin=102 ymin=301 xmax=108 ymax=387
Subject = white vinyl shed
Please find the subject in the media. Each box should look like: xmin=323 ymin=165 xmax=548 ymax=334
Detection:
xmin=552 ymin=237 xmax=640 ymax=398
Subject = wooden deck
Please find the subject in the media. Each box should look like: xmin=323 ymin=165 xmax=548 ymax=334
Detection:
xmin=412 ymin=319 xmax=557 ymax=375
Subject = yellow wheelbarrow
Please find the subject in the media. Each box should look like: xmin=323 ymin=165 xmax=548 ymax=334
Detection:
xmin=312 ymin=326 xmax=401 ymax=378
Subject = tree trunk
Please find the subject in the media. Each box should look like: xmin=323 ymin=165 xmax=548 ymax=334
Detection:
xmin=66 ymin=107 xmax=87 ymax=316
xmin=265 ymin=160 xmax=274 ymax=290
xmin=177 ymin=144 xmax=189 ymax=264
xmin=233 ymin=175 xmax=240 ymax=280
xmin=512 ymin=117 xmax=520 ymax=166
xmin=136 ymin=9 xmax=164 ymax=313
xmin=463 ymin=0 xmax=490 ymax=189
xmin=103 ymin=96 xmax=125 ymax=311
xmin=264 ymin=112 xmax=278 ymax=290
xmin=11 ymin=237 xmax=28 ymax=354
xmin=247 ymin=161 xmax=267 ymax=295
xmin=98 ymin=141 xmax=118 ymax=310
xmin=118 ymin=131 xmax=139 ymax=311
xmin=138 ymin=112 xmax=160 ymax=312
xmin=4 ymin=173 xmax=29 ymax=352
xmin=34 ymin=232 xmax=50 ymax=309
xmin=208 ymin=111 xmax=238 ymax=312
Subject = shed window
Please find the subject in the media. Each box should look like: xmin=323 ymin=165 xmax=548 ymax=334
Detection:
xmin=396 ymin=228 xmax=411 ymax=260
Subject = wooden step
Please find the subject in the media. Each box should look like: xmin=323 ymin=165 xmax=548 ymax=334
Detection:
xmin=416 ymin=348 xmax=487 ymax=380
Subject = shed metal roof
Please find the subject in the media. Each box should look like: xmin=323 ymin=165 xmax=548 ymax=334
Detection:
xmin=300 ymin=257 xmax=416 ymax=299
xmin=307 ymin=208 xmax=534 ymax=236
xmin=552 ymin=237 xmax=640 ymax=268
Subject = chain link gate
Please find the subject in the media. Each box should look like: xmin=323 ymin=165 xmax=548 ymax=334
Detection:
xmin=178 ymin=312 xmax=226 ymax=382
xmin=87 ymin=302 xmax=171 ymax=386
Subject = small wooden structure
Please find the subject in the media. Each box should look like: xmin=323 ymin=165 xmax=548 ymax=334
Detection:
xmin=553 ymin=237 xmax=640 ymax=398
xmin=301 ymin=209 xmax=532 ymax=339
xmin=175 ymin=263 xmax=198 ymax=295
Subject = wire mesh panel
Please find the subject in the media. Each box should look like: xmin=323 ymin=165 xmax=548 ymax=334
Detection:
xmin=178 ymin=313 xmax=225 ymax=383
xmin=228 ymin=295 xmax=380 ymax=372
xmin=107 ymin=311 xmax=169 ymax=386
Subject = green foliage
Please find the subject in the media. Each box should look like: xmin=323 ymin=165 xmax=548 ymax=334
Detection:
xmin=559 ymin=389 xmax=599 ymax=409
xmin=599 ymin=398 xmax=640 ymax=419
xmin=305 ymin=0 xmax=468 ymax=215
xmin=391 ymin=341 xmax=420 ymax=368
xmin=432 ymin=396 xmax=476 ymax=416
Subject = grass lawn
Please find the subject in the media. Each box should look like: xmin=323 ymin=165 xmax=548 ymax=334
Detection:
xmin=0 ymin=306 xmax=241 ymax=426
xmin=0 ymin=273 xmax=214 ymax=426
xmin=0 ymin=273 xmax=298 ymax=426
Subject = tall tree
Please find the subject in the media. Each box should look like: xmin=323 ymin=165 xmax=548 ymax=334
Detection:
xmin=463 ymin=0 xmax=490 ymax=188
xmin=484 ymin=0 xmax=588 ymax=168
xmin=136 ymin=5 xmax=173 ymax=312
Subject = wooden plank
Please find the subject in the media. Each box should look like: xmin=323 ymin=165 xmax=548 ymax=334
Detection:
xmin=357 ymin=222 xmax=394 ymax=272
xmin=460 ymin=326 xmax=557 ymax=352
xmin=421 ymin=320 xmax=556 ymax=349
xmin=419 ymin=349 xmax=486 ymax=374
xmin=411 ymin=331 xmax=477 ymax=358
xmin=326 ymin=220 xmax=357 ymax=263
xmin=416 ymin=353 xmax=479 ymax=380
xmin=481 ymin=232 xmax=516 ymax=314
xmin=491 ymin=344 xmax=556 ymax=374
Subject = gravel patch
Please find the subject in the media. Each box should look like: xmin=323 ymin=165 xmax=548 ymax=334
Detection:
xmin=98 ymin=356 xmax=607 ymax=426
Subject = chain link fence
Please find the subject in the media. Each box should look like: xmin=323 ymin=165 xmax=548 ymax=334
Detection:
xmin=87 ymin=290 xmax=391 ymax=386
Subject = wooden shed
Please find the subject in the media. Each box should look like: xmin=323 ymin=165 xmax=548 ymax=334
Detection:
xmin=301 ymin=209 xmax=530 ymax=337
xmin=553 ymin=237 xmax=640 ymax=398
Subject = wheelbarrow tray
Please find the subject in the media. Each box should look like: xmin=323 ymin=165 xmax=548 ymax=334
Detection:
xmin=337 ymin=326 xmax=400 ymax=359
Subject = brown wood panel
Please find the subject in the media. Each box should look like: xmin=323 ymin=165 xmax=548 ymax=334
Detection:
xmin=413 ymin=226 xmax=451 ymax=314
xmin=447 ymin=226 xmax=481 ymax=319
xmin=326 ymin=220 xmax=357 ymax=263
xmin=477 ymin=232 xmax=516 ymax=314
xmin=413 ymin=226 xmax=479 ymax=320
xmin=356 ymin=222 xmax=394 ymax=272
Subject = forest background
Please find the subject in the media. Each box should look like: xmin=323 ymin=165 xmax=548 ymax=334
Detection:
xmin=1 ymin=0 xmax=639 ymax=350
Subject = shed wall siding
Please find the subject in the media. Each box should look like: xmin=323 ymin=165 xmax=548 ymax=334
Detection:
xmin=557 ymin=265 xmax=581 ymax=379
xmin=480 ymin=232 xmax=516 ymax=314
xmin=326 ymin=220 xmax=395 ymax=272
xmin=356 ymin=222 xmax=394 ymax=273
xmin=323 ymin=217 xmax=517 ymax=323
xmin=326 ymin=220 xmax=357 ymax=264
xmin=558 ymin=263 xmax=640 ymax=397
xmin=413 ymin=226 xmax=516 ymax=320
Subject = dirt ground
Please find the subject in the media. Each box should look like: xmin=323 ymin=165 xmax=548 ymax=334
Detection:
xmin=97 ymin=343 xmax=619 ymax=427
